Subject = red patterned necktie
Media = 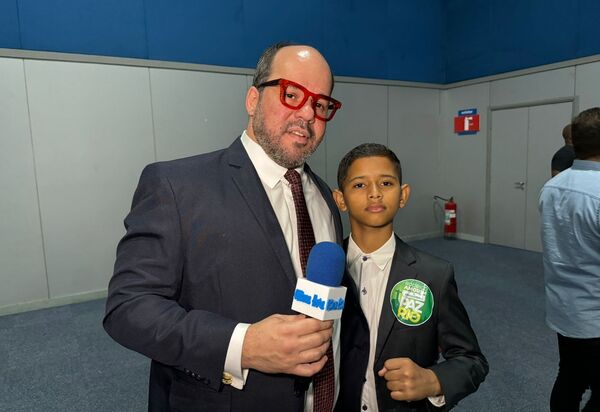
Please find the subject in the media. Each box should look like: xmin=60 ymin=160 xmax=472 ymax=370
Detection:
xmin=284 ymin=169 xmax=334 ymax=412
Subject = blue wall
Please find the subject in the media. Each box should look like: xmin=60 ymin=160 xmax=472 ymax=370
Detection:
xmin=2 ymin=1 xmax=600 ymax=83
xmin=0 ymin=0 xmax=444 ymax=83
xmin=443 ymin=0 xmax=600 ymax=83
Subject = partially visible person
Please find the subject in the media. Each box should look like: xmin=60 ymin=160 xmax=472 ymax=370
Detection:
xmin=333 ymin=143 xmax=488 ymax=412
xmin=103 ymin=43 xmax=344 ymax=412
xmin=551 ymin=123 xmax=576 ymax=177
xmin=539 ymin=107 xmax=600 ymax=412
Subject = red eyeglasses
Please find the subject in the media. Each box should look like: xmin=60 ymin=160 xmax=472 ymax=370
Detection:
xmin=257 ymin=78 xmax=342 ymax=122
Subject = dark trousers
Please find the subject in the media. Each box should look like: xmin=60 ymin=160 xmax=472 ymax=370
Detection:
xmin=550 ymin=333 xmax=600 ymax=412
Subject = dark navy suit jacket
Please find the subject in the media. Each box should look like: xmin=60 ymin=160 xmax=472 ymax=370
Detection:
xmin=103 ymin=137 xmax=343 ymax=412
xmin=335 ymin=236 xmax=488 ymax=412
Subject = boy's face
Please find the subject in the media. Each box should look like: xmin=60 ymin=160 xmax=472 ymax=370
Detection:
xmin=334 ymin=156 xmax=410 ymax=231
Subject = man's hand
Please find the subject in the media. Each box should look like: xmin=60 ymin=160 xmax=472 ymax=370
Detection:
xmin=378 ymin=357 xmax=442 ymax=401
xmin=242 ymin=314 xmax=333 ymax=377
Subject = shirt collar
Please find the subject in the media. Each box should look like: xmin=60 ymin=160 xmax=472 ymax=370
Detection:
xmin=347 ymin=233 xmax=396 ymax=272
xmin=572 ymin=159 xmax=600 ymax=172
xmin=241 ymin=131 xmax=305 ymax=188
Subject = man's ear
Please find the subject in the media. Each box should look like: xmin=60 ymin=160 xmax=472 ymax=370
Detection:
xmin=246 ymin=86 xmax=259 ymax=116
xmin=333 ymin=189 xmax=347 ymax=211
xmin=398 ymin=183 xmax=411 ymax=209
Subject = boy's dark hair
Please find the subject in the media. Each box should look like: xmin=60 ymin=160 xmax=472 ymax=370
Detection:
xmin=337 ymin=143 xmax=402 ymax=189
xmin=571 ymin=107 xmax=600 ymax=159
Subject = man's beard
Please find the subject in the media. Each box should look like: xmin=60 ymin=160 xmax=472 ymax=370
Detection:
xmin=252 ymin=104 xmax=318 ymax=169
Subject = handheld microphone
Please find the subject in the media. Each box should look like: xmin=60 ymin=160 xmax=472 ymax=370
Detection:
xmin=291 ymin=242 xmax=347 ymax=320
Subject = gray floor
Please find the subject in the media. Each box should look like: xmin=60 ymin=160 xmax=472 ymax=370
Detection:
xmin=413 ymin=238 xmax=555 ymax=411
xmin=0 ymin=238 xmax=588 ymax=411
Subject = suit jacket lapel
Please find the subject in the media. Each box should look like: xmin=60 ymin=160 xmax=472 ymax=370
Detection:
xmin=375 ymin=235 xmax=419 ymax=365
xmin=226 ymin=138 xmax=297 ymax=288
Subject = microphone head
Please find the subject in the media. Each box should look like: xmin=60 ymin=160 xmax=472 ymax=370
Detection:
xmin=306 ymin=242 xmax=345 ymax=287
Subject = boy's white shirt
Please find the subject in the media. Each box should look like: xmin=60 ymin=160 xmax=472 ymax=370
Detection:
xmin=347 ymin=233 xmax=445 ymax=411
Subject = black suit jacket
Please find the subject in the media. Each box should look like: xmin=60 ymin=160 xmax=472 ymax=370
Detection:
xmin=336 ymin=236 xmax=488 ymax=412
xmin=103 ymin=137 xmax=343 ymax=412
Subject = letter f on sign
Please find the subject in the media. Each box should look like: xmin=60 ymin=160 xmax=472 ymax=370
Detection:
xmin=464 ymin=116 xmax=473 ymax=131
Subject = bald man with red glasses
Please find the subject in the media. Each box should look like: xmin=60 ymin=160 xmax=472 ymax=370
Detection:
xmin=104 ymin=43 xmax=344 ymax=412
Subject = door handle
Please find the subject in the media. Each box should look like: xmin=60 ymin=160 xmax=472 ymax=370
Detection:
xmin=514 ymin=181 xmax=525 ymax=190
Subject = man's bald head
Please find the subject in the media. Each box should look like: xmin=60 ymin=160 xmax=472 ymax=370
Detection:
xmin=252 ymin=43 xmax=334 ymax=93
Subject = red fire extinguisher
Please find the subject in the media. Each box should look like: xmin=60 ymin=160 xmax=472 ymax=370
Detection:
xmin=434 ymin=196 xmax=457 ymax=239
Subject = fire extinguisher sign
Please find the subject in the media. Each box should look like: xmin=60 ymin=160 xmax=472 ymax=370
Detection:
xmin=454 ymin=108 xmax=480 ymax=135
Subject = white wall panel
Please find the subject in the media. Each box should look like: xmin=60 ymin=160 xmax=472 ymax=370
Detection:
xmin=5 ymin=53 xmax=599 ymax=313
xmin=25 ymin=61 xmax=155 ymax=298
xmin=490 ymin=67 xmax=575 ymax=107
xmin=150 ymin=69 xmax=248 ymax=161
xmin=323 ymin=83 xmax=388 ymax=235
xmin=305 ymin=77 xmax=333 ymax=184
xmin=324 ymin=83 xmax=388 ymax=187
xmin=308 ymin=134 xmax=328 ymax=187
xmin=440 ymin=83 xmax=490 ymax=239
xmin=575 ymin=61 xmax=600 ymax=112
xmin=0 ymin=58 xmax=47 ymax=308
xmin=388 ymin=87 xmax=441 ymax=237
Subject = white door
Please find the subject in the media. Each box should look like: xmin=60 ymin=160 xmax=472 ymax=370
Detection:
xmin=489 ymin=107 xmax=529 ymax=249
xmin=524 ymin=102 xmax=573 ymax=251
xmin=488 ymin=102 xmax=572 ymax=251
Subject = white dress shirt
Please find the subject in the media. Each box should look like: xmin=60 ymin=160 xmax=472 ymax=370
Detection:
xmin=347 ymin=234 xmax=395 ymax=412
xmin=223 ymin=131 xmax=339 ymax=412
xmin=346 ymin=234 xmax=444 ymax=411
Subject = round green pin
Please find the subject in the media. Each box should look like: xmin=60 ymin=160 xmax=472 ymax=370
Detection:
xmin=390 ymin=279 xmax=434 ymax=326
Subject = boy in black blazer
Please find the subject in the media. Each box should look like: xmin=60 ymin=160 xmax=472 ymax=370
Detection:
xmin=333 ymin=143 xmax=488 ymax=411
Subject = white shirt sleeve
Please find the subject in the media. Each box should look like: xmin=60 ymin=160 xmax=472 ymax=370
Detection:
xmin=223 ymin=323 xmax=251 ymax=390
xmin=428 ymin=394 xmax=446 ymax=407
